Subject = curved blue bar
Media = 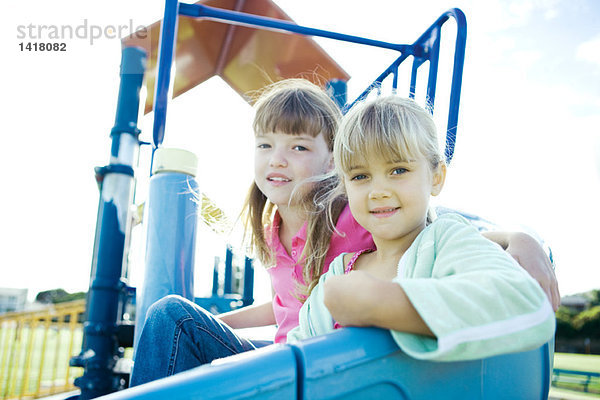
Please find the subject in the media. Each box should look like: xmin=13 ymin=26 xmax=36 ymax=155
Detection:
xmin=102 ymin=328 xmax=553 ymax=400
xmin=348 ymin=8 xmax=467 ymax=163
xmin=134 ymin=171 xmax=199 ymax=354
xmin=101 ymin=345 xmax=298 ymax=399
xmin=445 ymin=8 xmax=467 ymax=163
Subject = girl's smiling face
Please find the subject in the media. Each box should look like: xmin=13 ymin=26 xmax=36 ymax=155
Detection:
xmin=344 ymin=155 xmax=445 ymax=247
xmin=254 ymin=131 xmax=332 ymax=211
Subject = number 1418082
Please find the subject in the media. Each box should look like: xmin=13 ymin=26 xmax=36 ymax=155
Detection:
xmin=20 ymin=42 xmax=66 ymax=51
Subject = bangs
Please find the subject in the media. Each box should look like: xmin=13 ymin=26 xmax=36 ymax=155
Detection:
xmin=335 ymin=98 xmax=430 ymax=174
xmin=252 ymin=79 xmax=341 ymax=150
xmin=254 ymin=94 xmax=331 ymax=138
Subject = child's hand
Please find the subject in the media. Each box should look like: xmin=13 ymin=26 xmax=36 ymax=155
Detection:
xmin=483 ymin=231 xmax=560 ymax=311
xmin=323 ymin=271 xmax=378 ymax=327
xmin=505 ymin=232 xmax=560 ymax=311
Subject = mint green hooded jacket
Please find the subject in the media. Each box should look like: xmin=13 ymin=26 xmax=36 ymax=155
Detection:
xmin=287 ymin=213 xmax=555 ymax=361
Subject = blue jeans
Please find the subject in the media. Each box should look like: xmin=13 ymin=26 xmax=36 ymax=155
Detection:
xmin=130 ymin=295 xmax=271 ymax=386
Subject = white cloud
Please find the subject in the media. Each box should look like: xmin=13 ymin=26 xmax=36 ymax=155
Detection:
xmin=468 ymin=0 xmax=561 ymax=32
xmin=543 ymin=7 xmax=559 ymax=20
xmin=576 ymin=35 xmax=600 ymax=67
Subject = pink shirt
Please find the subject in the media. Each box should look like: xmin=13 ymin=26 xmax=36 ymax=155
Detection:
xmin=266 ymin=204 xmax=374 ymax=343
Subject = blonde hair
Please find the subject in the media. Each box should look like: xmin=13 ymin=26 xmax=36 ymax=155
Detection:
xmin=335 ymin=96 xmax=444 ymax=176
xmin=305 ymin=97 xmax=447 ymax=297
xmin=304 ymin=96 xmax=445 ymax=297
xmin=242 ymin=79 xmax=342 ymax=279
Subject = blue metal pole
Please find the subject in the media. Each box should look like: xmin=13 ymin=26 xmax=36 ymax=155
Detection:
xmin=425 ymin=27 xmax=441 ymax=112
xmin=409 ymin=58 xmax=422 ymax=99
xmin=72 ymin=46 xmax=146 ymax=400
xmin=224 ymin=246 xmax=234 ymax=294
xmin=242 ymin=256 xmax=254 ymax=306
xmin=152 ymin=0 xmax=180 ymax=149
xmin=212 ymin=256 xmax=220 ymax=296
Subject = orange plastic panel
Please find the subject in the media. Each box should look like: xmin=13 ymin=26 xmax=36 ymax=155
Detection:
xmin=122 ymin=0 xmax=349 ymax=114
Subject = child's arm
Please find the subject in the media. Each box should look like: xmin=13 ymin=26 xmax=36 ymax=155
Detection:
xmin=218 ymin=301 xmax=275 ymax=329
xmin=483 ymin=230 xmax=559 ymax=310
xmin=322 ymin=215 xmax=554 ymax=361
xmin=323 ymin=271 xmax=433 ymax=336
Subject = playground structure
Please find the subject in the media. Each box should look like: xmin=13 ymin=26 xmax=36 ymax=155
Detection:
xmin=62 ymin=0 xmax=554 ymax=399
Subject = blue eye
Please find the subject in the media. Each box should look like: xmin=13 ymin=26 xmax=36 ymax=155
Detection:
xmin=257 ymin=143 xmax=271 ymax=149
xmin=351 ymin=174 xmax=368 ymax=181
xmin=392 ymin=167 xmax=408 ymax=175
xmin=293 ymin=145 xmax=308 ymax=151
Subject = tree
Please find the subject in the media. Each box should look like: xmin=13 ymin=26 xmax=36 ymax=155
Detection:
xmin=35 ymin=288 xmax=69 ymax=304
xmin=573 ymin=305 xmax=600 ymax=338
xmin=35 ymin=288 xmax=86 ymax=304
xmin=555 ymin=306 xmax=578 ymax=339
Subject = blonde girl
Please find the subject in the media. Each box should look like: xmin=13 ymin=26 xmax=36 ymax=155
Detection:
xmin=288 ymin=96 xmax=555 ymax=361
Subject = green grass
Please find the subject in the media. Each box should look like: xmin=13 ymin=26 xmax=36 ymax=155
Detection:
xmin=555 ymin=353 xmax=600 ymax=373
xmin=553 ymin=353 xmax=600 ymax=395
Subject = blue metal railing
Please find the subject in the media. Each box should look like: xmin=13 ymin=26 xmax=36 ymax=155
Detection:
xmin=152 ymin=2 xmax=466 ymax=162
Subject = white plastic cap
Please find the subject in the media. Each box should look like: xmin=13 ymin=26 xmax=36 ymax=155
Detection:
xmin=152 ymin=148 xmax=198 ymax=177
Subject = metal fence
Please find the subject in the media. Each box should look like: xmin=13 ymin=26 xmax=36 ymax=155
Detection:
xmin=0 ymin=300 xmax=85 ymax=399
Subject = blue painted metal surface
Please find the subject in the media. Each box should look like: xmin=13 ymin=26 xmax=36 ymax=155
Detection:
xmin=325 ymin=79 xmax=347 ymax=110
xmin=72 ymin=46 xmax=147 ymax=400
xmin=211 ymin=256 xmax=220 ymax=296
xmin=101 ymin=345 xmax=298 ymax=400
xmin=133 ymin=168 xmax=199 ymax=354
xmin=295 ymin=329 xmax=553 ymax=400
xmin=242 ymin=256 xmax=254 ymax=306
xmin=100 ymin=328 xmax=553 ymax=400
xmin=194 ymin=250 xmax=254 ymax=315
xmin=223 ymin=246 xmax=234 ymax=295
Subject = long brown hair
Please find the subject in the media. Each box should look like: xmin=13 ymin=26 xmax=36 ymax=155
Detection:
xmin=241 ymin=79 xmax=343 ymax=295
xmin=301 ymin=174 xmax=347 ymax=297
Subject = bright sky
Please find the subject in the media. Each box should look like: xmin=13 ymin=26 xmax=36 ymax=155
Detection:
xmin=2 ymin=0 xmax=599 ymax=303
